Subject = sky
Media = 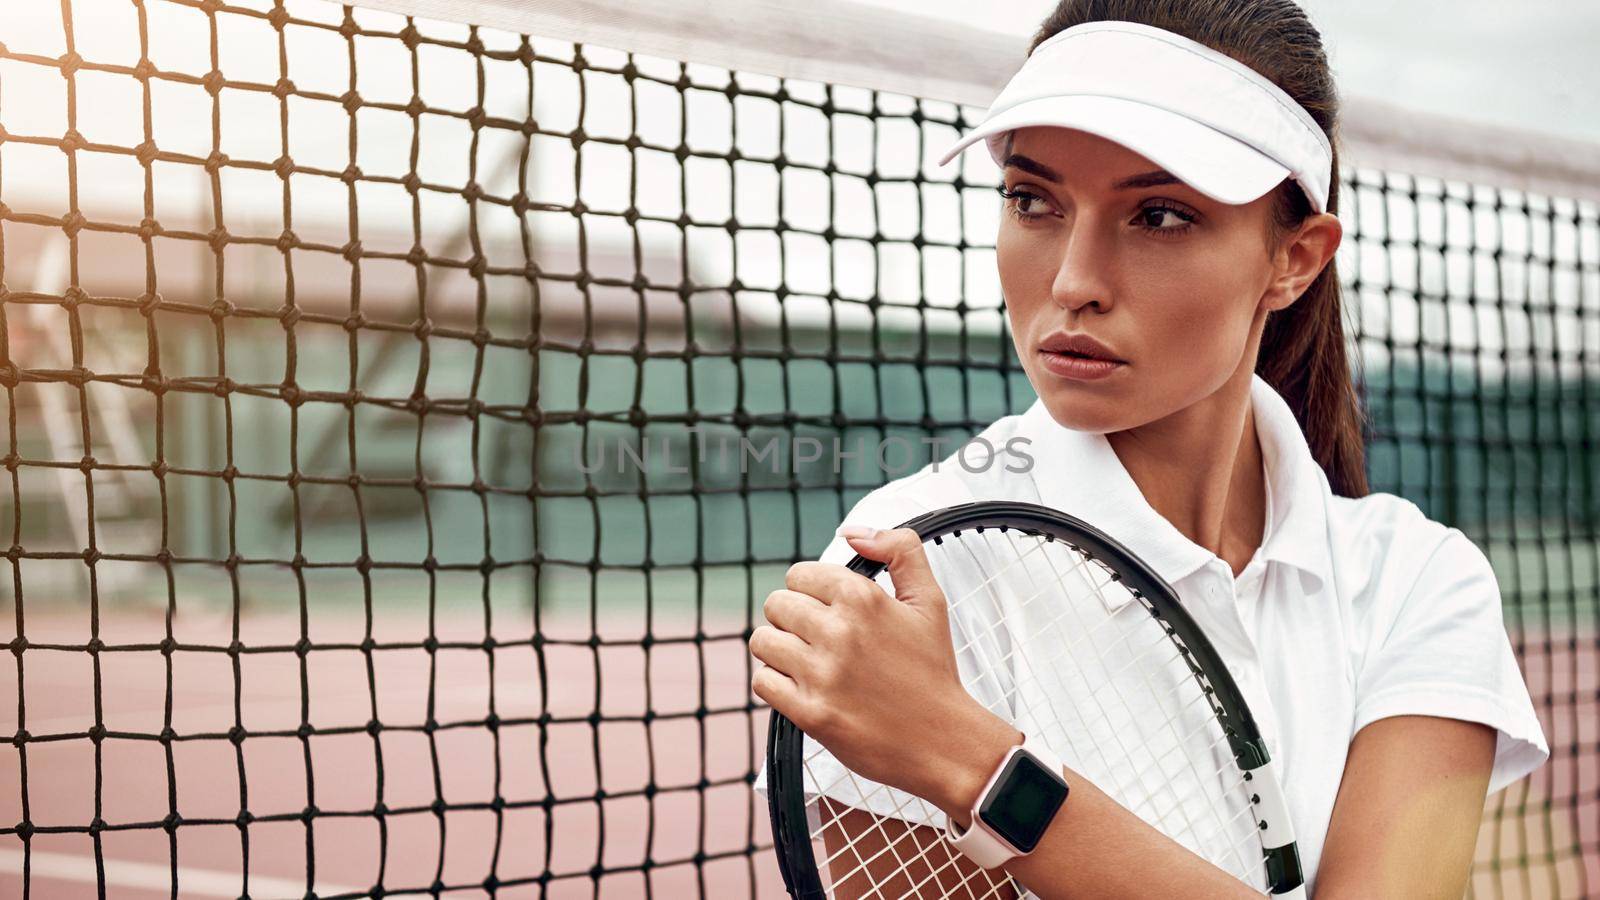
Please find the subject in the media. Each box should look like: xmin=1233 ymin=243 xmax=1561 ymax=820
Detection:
xmin=852 ymin=0 xmax=1600 ymax=147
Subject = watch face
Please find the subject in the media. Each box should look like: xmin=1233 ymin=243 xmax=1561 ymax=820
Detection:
xmin=977 ymin=752 xmax=1070 ymax=853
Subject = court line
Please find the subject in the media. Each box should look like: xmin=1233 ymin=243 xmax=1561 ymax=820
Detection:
xmin=0 ymin=847 xmax=361 ymax=898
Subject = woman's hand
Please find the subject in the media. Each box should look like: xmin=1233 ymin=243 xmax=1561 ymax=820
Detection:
xmin=749 ymin=525 xmax=1020 ymax=813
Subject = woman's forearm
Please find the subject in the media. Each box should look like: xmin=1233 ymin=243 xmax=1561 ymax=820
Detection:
xmin=922 ymin=708 xmax=1262 ymax=900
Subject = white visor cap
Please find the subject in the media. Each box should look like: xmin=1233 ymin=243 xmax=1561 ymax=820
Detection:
xmin=938 ymin=21 xmax=1332 ymax=214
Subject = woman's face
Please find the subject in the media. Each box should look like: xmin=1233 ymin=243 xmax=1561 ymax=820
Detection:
xmin=996 ymin=125 xmax=1304 ymax=434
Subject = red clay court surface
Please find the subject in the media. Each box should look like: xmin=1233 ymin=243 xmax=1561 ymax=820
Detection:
xmin=2 ymin=605 xmax=1596 ymax=898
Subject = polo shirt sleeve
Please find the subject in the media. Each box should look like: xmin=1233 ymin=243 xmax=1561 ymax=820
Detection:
xmin=1352 ymin=527 xmax=1549 ymax=793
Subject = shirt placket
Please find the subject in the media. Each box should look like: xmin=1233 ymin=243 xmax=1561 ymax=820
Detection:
xmin=1197 ymin=560 xmax=1282 ymax=754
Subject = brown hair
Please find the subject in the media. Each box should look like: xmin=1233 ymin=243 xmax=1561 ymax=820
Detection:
xmin=1026 ymin=0 xmax=1370 ymax=497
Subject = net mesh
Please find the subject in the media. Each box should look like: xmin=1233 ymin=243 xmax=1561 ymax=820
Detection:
xmin=0 ymin=0 xmax=1594 ymax=897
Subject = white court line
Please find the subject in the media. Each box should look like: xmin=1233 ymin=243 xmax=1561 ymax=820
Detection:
xmin=0 ymin=847 xmax=361 ymax=898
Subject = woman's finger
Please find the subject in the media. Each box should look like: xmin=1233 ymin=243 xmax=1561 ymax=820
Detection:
xmin=750 ymin=658 xmax=800 ymax=713
xmin=748 ymin=622 xmax=813 ymax=677
xmin=784 ymin=560 xmax=882 ymax=608
xmin=762 ymin=588 xmax=828 ymax=640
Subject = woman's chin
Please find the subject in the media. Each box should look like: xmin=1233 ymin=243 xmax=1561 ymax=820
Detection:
xmin=1034 ymin=388 xmax=1130 ymax=435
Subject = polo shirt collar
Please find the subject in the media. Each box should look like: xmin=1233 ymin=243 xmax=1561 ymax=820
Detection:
xmin=1019 ymin=373 xmax=1333 ymax=595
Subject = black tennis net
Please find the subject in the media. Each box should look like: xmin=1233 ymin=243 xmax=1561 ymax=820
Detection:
xmin=0 ymin=0 xmax=1595 ymax=897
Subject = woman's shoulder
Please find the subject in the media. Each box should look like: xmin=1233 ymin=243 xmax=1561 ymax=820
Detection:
xmin=1324 ymin=489 xmax=1495 ymax=611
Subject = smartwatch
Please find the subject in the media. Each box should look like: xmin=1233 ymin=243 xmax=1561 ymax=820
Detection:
xmin=946 ymin=733 xmax=1070 ymax=868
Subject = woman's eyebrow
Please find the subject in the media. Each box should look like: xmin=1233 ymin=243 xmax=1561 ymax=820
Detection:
xmin=1001 ymin=153 xmax=1181 ymax=191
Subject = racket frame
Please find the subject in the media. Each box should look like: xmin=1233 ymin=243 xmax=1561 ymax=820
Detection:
xmin=765 ymin=500 xmax=1305 ymax=897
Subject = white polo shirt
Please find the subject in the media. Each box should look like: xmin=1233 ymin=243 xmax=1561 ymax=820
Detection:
xmin=754 ymin=373 xmax=1548 ymax=892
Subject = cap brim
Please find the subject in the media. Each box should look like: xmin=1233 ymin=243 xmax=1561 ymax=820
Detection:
xmin=937 ymin=94 xmax=1291 ymax=207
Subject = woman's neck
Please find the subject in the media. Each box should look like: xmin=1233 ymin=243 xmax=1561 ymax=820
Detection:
xmin=1106 ymin=364 xmax=1267 ymax=579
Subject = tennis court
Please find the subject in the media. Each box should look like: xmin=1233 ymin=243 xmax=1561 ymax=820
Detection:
xmin=1 ymin=0 xmax=1596 ymax=897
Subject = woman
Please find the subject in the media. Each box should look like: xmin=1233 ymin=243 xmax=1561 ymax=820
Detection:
xmin=749 ymin=1 xmax=1548 ymax=897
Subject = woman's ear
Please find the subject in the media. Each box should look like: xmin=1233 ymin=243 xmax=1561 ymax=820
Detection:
xmin=1263 ymin=212 xmax=1342 ymax=313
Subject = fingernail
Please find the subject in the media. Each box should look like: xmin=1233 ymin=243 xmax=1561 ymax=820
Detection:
xmin=836 ymin=524 xmax=878 ymax=540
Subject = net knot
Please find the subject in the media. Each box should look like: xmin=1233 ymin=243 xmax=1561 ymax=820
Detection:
xmin=339 ymin=90 xmax=362 ymax=114
xmin=138 ymin=217 xmax=162 ymax=239
xmin=278 ymin=230 xmax=300 ymax=252
xmin=202 ymin=70 xmax=225 ymax=96
xmin=61 ymin=212 xmax=86 ymax=238
xmin=272 ymin=78 xmax=296 ymax=100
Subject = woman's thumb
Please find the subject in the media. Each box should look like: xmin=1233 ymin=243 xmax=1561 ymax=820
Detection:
xmin=837 ymin=525 xmax=944 ymax=606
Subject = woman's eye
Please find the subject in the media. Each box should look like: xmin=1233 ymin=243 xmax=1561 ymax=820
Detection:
xmin=996 ymin=186 xmax=1053 ymax=220
xmin=1137 ymin=204 xmax=1197 ymax=234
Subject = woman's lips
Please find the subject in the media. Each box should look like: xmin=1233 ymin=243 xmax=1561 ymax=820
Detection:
xmin=1038 ymin=350 xmax=1125 ymax=381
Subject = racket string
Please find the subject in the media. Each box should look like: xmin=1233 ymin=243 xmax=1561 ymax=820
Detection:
xmin=1011 ymin=535 xmax=1259 ymax=878
xmin=1005 ymin=532 xmax=1265 ymax=881
xmin=799 ymin=528 xmax=1274 ymax=897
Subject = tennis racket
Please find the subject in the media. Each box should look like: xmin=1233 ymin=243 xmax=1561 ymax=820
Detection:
xmin=765 ymin=501 xmax=1304 ymax=899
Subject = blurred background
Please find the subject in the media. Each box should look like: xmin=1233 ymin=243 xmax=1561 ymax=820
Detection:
xmin=0 ymin=0 xmax=1595 ymax=896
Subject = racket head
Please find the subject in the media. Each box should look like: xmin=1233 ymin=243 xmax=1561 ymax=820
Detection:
xmin=764 ymin=501 xmax=1303 ymax=898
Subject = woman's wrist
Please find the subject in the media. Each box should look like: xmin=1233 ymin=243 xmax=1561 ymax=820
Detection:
xmin=914 ymin=702 xmax=1025 ymax=827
